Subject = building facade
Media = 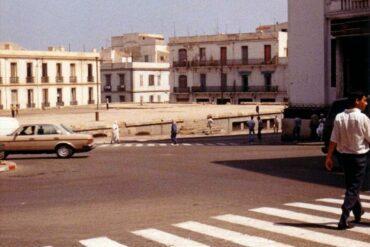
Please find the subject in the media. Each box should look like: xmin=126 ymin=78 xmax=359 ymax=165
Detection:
xmin=288 ymin=0 xmax=370 ymax=107
xmin=0 ymin=43 xmax=101 ymax=110
xmin=101 ymin=33 xmax=170 ymax=103
xmin=169 ymin=23 xmax=288 ymax=104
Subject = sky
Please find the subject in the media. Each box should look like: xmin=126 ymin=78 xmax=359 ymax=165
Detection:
xmin=0 ymin=0 xmax=287 ymax=52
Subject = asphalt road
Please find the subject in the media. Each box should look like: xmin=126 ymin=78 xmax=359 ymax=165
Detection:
xmin=1 ymin=135 xmax=369 ymax=247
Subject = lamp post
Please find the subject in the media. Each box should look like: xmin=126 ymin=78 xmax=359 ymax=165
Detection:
xmin=95 ymin=56 xmax=100 ymax=121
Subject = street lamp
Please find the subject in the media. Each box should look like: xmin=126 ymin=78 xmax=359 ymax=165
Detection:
xmin=95 ymin=56 xmax=100 ymax=121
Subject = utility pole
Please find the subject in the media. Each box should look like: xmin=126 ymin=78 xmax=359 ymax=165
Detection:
xmin=95 ymin=56 xmax=100 ymax=121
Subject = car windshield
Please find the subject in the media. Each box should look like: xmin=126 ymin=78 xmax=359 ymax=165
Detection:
xmin=59 ymin=124 xmax=74 ymax=134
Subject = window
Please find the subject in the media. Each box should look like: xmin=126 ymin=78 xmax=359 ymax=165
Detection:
xmin=264 ymin=45 xmax=272 ymax=64
xmin=264 ymin=73 xmax=272 ymax=91
xmin=331 ymin=39 xmax=336 ymax=87
xmin=88 ymin=64 xmax=93 ymax=82
xmin=88 ymin=87 xmax=93 ymax=102
xmin=149 ymin=95 xmax=154 ymax=103
xmin=178 ymin=75 xmax=187 ymax=88
xmin=199 ymin=48 xmax=206 ymax=61
xmin=178 ymin=49 xmax=187 ymax=62
xmin=27 ymin=89 xmax=34 ymax=107
xmin=149 ymin=75 xmax=155 ymax=86
xmin=105 ymin=74 xmax=112 ymax=86
xmin=119 ymin=95 xmax=125 ymax=102
xmin=221 ymin=73 xmax=227 ymax=90
xmin=157 ymin=95 xmax=161 ymax=102
xmin=57 ymin=88 xmax=63 ymax=103
xmin=11 ymin=89 xmax=18 ymax=104
xmin=220 ymin=47 xmax=227 ymax=65
xmin=200 ymin=74 xmax=206 ymax=90
xmin=18 ymin=126 xmax=35 ymax=136
xmin=10 ymin=63 xmax=17 ymax=77
xmin=38 ymin=125 xmax=58 ymax=135
xmin=42 ymin=63 xmax=48 ymax=77
xmin=140 ymin=96 xmax=144 ymax=103
xmin=139 ymin=74 xmax=144 ymax=86
xmin=27 ymin=63 xmax=33 ymax=77
xmin=157 ymin=75 xmax=161 ymax=86
xmin=242 ymin=46 xmax=248 ymax=64
xmin=70 ymin=63 xmax=76 ymax=76
xmin=144 ymin=55 xmax=149 ymax=62
xmin=42 ymin=89 xmax=49 ymax=103
xmin=71 ymin=88 xmax=77 ymax=101
xmin=56 ymin=63 xmax=62 ymax=77
xmin=119 ymin=74 xmax=125 ymax=85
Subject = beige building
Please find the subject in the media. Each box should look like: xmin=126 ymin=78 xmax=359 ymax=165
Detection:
xmin=288 ymin=0 xmax=370 ymax=107
xmin=101 ymin=33 xmax=170 ymax=103
xmin=0 ymin=42 xmax=100 ymax=110
xmin=169 ymin=23 xmax=288 ymax=104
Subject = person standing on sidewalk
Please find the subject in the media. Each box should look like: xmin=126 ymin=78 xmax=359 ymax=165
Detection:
xmin=111 ymin=121 xmax=120 ymax=144
xmin=207 ymin=115 xmax=214 ymax=135
xmin=171 ymin=120 xmax=178 ymax=145
xmin=247 ymin=116 xmax=255 ymax=143
xmin=257 ymin=116 xmax=263 ymax=141
xmin=325 ymin=92 xmax=369 ymax=230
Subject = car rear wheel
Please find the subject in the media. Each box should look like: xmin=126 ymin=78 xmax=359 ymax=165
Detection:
xmin=56 ymin=145 xmax=74 ymax=158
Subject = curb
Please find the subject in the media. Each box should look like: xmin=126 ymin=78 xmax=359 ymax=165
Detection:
xmin=0 ymin=161 xmax=16 ymax=172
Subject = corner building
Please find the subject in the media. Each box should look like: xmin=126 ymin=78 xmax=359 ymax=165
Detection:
xmin=169 ymin=23 xmax=288 ymax=104
xmin=0 ymin=43 xmax=100 ymax=110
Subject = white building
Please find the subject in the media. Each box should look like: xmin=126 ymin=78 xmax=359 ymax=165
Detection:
xmin=101 ymin=33 xmax=170 ymax=103
xmin=0 ymin=42 xmax=100 ymax=110
xmin=168 ymin=23 xmax=288 ymax=104
xmin=288 ymin=0 xmax=370 ymax=107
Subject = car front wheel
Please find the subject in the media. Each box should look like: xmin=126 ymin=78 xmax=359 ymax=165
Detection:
xmin=56 ymin=145 xmax=74 ymax=158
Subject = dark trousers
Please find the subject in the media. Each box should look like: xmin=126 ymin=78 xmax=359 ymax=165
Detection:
xmin=171 ymin=133 xmax=177 ymax=144
xmin=337 ymin=152 xmax=367 ymax=214
xmin=293 ymin=126 xmax=301 ymax=141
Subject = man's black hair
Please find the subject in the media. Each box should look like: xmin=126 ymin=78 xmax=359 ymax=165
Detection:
xmin=348 ymin=91 xmax=367 ymax=107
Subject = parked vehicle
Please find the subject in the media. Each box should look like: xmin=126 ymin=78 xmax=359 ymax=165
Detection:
xmin=0 ymin=124 xmax=94 ymax=159
xmin=0 ymin=117 xmax=19 ymax=136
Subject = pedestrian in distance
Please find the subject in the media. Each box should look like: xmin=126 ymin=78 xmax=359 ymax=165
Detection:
xmin=309 ymin=113 xmax=319 ymax=140
xmin=111 ymin=121 xmax=120 ymax=144
xmin=106 ymin=97 xmax=110 ymax=110
xmin=10 ymin=104 xmax=15 ymax=118
xmin=293 ymin=117 xmax=302 ymax=142
xmin=273 ymin=115 xmax=279 ymax=133
xmin=257 ymin=116 xmax=263 ymax=141
xmin=207 ymin=115 xmax=214 ymax=135
xmin=171 ymin=120 xmax=178 ymax=145
xmin=255 ymin=104 xmax=260 ymax=115
xmin=15 ymin=104 xmax=19 ymax=117
xmin=247 ymin=116 xmax=256 ymax=143
xmin=325 ymin=92 xmax=369 ymax=230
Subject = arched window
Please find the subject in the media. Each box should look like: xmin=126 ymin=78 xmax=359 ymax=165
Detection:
xmin=178 ymin=75 xmax=188 ymax=89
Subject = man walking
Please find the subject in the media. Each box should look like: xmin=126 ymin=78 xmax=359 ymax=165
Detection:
xmin=257 ymin=116 xmax=263 ymax=141
xmin=325 ymin=92 xmax=369 ymax=230
xmin=247 ymin=116 xmax=255 ymax=143
xmin=171 ymin=120 xmax=178 ymax=145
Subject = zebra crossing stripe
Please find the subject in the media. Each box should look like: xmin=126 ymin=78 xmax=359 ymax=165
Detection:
xmin=317 ymin=198 xmax=370 ymax=208
xmin=158 ymin=143 xmax=167 ymax=146
xmin=147 ymin=144 xmax=155 ymax=147
xmin=182 ymin=143 xmax=192 ymax=146
xmin=251 ymin=207 xmax=370 ymax=236
xmin=174 ymin=221 xmax=292 ymax=247
xmin=285 ymin=202 xmax=370 ymax=220
xmin=135 ymin=143 xmax=143 ymax=147
xmin=112 ymin=144 xmax=121 ymax=147
xmin=342 ymin=194 xmax=370 ymax=201
xmin=123 ymin=143 xmax=133 ymax=147
xmin=79 ymin=236 xmax=128 ymax=247
xmin=213 ymin=214 xmax=370 ymax=247
xmin=195 ymin=143 xmax=204 ymax=146
xmin=99 ymin=144 xmax=109 ymax=148
xmin=132 ymin=228 xmax=208 ymax=247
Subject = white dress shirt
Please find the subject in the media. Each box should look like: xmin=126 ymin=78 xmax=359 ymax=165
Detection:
xmin=331 ymin=108 xmax=370 ymax=154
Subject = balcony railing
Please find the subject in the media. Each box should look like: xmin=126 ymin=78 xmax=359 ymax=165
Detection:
xmin=117 ymin=85 xmax=126 ymax=91
xmin=328 ymin=0 xmax=369 ymax=13
xmin=173 ymin=57 xmax=278 ymax=67
xmin=27 ymin=103 xmax=35 ymax=108
xmin=56 ymin=76 xmax=64 ymax=83
xmin=88 ymin=100 xmax=95 ymax=105
xmin=87 ymin=75 xmax=94 ymax=82
xmin=173 ymin=87 xmax=190 ymax=93
xmin=70 ymin=100 xmax=78 ymax=106
xmin=104 ymin=85 xmax=112 ymax=92
xmin=42 ymin=102 xmax=50 ymax=108
xmin=70 ymin=76 xmax=77 ymax=83
xmin=26 ymin=76 xmax=34 ymax=83
xmin=10 ymin=76 xmax=19 ymax=83
xmin=188 ymin=85 xmax=279 ymax=93
xmin=56 ymin=101 xmax=64 ymax=107
xmin=41 ymin=76 xmax=49 ymax=83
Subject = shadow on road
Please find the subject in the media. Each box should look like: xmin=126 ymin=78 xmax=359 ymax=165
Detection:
xmin=213 ymin=156 xmax=346 ymax=188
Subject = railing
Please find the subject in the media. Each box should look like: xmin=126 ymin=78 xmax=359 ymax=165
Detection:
xmin=70 ymin=100 xmax=78 ymax=106
xmin=26 ymin=76 xmax=34 ymax=83
xmin=41 ymin=76 xmax=49 ymax=83
xmin=70 ymin=76 xmax=77 ymax=83
xmin=173 ymin=57 xmax=278 ymax=67
xmin=341 ymin=0 xmax=369 ymax=10
xmin=88 ymin=100 xmax=95 ymax=105
xmin=56 ymin=76 xmax=64 ymax=83
xmin=103 ymin=85 xmax=112 ymax=92
xmin=10 ymin=76 xmax=19 ymax=83
xmin=117 ymin=85 xmax=125 ymax=91
xmin=191 ymin=85 xmax=279 ymax=93
xmin=42 ymin=102 xmax=50 ymax=108
xmin=173 ymin=87 xmax=190 ymax=93
xmin=87 ymin=75 xmax=94 ymax=82
xmin=56 ymin=101 xmax=64 ymax=106
xmin=27 ymin=103 xmax=35 ymax=108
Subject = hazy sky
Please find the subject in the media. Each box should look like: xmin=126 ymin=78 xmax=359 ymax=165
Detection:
xmin=0 ymin=0 xmax=287 ymax=51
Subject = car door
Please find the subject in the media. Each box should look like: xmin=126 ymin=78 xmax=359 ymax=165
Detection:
xmin=9 ymin=125 xmax=37 ymax=151
xmin=34 ymin=124 xmax=61 ymax=151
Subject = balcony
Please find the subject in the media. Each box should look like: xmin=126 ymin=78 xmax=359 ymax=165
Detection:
xmin=10 ymin=76 xmax=19 ymax=84
xmin=327 ymin=0 xmax=370 ymax=17
xmin=27 ymin=103 xmax=35 ymax=108
xmin=173 ymin=58 xmax=278 ymax=68
xmin=41 ymin=76 xmax=49 ymax=83
xmin=56 ymin=76 xmax=64 ymax=83
xmin=88 ymin=100 xmax=95 ymax=105
xmin=173 ymin=87 xmax=190 ymax=93
xmin=117 ymin=84 xmax=126 ymax=91
xmin=104 ymin=85 xmax=112 ymax=92
xmin=191 ymin=85 xmax=279 ymax=93
xmin=70 ymin=76 xmax=77 ymax=83
xmin=70 ymin=100 xmax=78 ymax=106
xmin=26 ymin=76 xmax=34 ymax=83
xmin=56 ymin=101 xmax=64 ymax=107
xmin=42 ymin=102 xmax=50 ymax=108
xmin=87 ymin=75 xmax=94 ymax=82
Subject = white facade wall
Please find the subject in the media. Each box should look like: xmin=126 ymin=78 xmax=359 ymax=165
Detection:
xmin=288 ymin=0 xmax=331 ymax=106
xmin=0 ymin=48 xmax=100 ymax=110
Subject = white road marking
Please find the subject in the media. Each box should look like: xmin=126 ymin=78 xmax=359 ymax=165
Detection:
xmin=285 ymin=202 xmax=370 ymax=220
xmin=342 ymin=194 xmax=370 ymax=201
xmin=251 ymin=207 xmax=370 ymax=235
xmin=132 ymin=228 xmax=208 ymax=247
xmin=182 ymin=143 xmax=192 ymax=146
xmin=147 ymin=143 xmax=155 ymax=147
xmin=158 ymin=143 xmax=167 ymax=146
xmin=174 ymin=221 xmax=292 ymax=247
xmin=99 ymin=144 xmax=109 ymax=148
xmin=317 ymin=198 xmax=370 ymax=208
xmin=214 ymin=214 xmax=370 ymax=247
xmin=135 ymin=143 xmax=143 ymax=147
xmin=123 ymin=143 xmax=133 ymax=147
xmin=195 ymin=143 xmax=204 ymax=146
xmin=112 ymin=144 xmax=121 ymax=147
xmin=79 ymin=236 xmax=128 ymax=247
